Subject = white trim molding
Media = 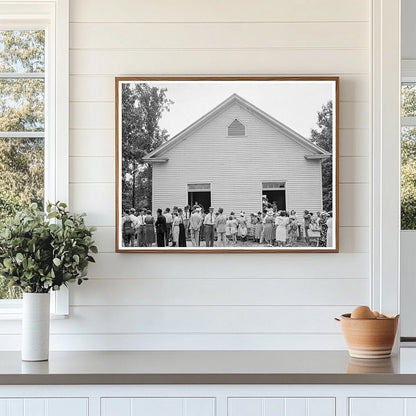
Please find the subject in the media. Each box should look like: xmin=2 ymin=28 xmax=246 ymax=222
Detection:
xmin=0 ymin=0 xmax=69 ymax=315
xmin=371 ymin=0 xmax=401 ymax=316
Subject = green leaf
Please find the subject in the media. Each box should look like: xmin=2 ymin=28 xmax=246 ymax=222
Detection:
xmin=64 ymin=219 xmax=74 ymax=227
xmin=53 ymin=258 xmax=61 ymax=267
xmin=90 ymin=245 xmax=98 ymax=254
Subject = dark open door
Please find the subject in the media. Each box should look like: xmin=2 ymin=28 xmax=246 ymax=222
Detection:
xmin=263 ymin=189 xmax=286 ymax=211
xmin=188 ymin=191 xmax=211 ymax=213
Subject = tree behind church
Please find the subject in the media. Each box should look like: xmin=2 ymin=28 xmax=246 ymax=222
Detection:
xmin=121 ymin=83 xmax=172 ymax=211
xmin=311 ymin=100 xmax=333 ymax=212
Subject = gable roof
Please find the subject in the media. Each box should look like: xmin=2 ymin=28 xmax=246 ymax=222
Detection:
xmin=142 ymin=93 xmax=331 ymax=162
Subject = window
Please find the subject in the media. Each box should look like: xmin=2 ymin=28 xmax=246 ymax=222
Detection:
xmin=0 ymin=30 xmax=45 ymax=301
xmin=262 ymin=182 xmax=286 ymax=190
xmin=0 ymin=1 xmax=69 ymax=314
xmin=187 ymin=183 xmax=211 ymax=191
xmin=227 ymin=119 xmax=245 ymax=136
xmin=401 ymin=79 xmax=416 ymax=230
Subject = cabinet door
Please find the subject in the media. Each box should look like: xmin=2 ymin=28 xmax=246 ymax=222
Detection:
xmin=0 ymin=398 xmax=88 ymax=416
xmin=228 ymin=397 xmax=335 ymax=416
xmin=350 ymin=398 xmax=416 ymax=416
xmin=101 ymin=398 xmax=215 ymax=416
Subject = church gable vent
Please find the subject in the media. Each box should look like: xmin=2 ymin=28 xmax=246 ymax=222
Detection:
xmin=227 ymin=119 xmax=245 ymax=136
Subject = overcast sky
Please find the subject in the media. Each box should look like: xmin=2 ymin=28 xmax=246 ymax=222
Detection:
xmin=126 ymin=80 xmax=335 ymax=140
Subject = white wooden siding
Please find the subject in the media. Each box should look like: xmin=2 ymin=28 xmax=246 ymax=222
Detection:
xmin=152 ymin=102 xmax=323 ymax=215
xmin=0 ymin=0 xmax=371 ymax=350
xmin=69 ymin=0 xmax=369 ymax=23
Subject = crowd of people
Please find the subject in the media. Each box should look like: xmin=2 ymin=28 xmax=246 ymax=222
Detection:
xmin=121 ymin=203 xmax=333 ymax=248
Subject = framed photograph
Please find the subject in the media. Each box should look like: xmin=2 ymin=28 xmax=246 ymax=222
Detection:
xmin=115 ymin=77 xmax=339 ymax=252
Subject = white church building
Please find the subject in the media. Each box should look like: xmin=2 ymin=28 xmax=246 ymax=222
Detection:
xmin=143 ymin=94 xmax=331 ymax=215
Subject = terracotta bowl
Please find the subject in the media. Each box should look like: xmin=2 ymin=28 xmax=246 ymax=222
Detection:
xmin=347 ymin=357 xmax=394 ymax=373
xmin=337 ymin=313 xmax=399 ymax=359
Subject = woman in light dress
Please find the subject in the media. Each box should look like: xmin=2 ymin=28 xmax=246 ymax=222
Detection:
xmin=275 ymin=211 xmax=289 ymax=247
xmin=230 ymin=214 xmax=238 ymax=245
xmin=225 ymin=216 xmax=233 ymax=245
xmin=326 ymin=212 xmax=333 ymax=248
xmin=262 ymin=209 xmax=274 ymax=246
xmin=287 ymin=218 xmax=298 ymax=246
xmin=289 ymin=210 xmax=298 ymax=242
xmin=171 ymin=212 xmax=181 ymax=247
xmin=254 ymin=212 xmax=263 ymax=243
xmin=237 ymin=212 xmax=248 ymax=241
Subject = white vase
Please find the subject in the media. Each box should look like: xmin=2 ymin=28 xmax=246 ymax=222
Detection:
xmin=22 ymin=292 xmax=50 ymax=361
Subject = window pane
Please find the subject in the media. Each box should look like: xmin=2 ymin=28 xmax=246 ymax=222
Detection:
xmin=0 ymin=78 xmax=44 ymax=131
xmin=187 ymin=183 xmax=211 ymax=191
xmin=262 ymin=182 xmax=286 ymax=189
xmin=0 ymin=137 xmax=44 ymax=300
xmin=0 ymin=284 xmax=22 ymax=300
xmin=0 ymin=137 xmax=44 ymax=217
xmin=401 ymin=127 xmax=416 ymax=230
xmin=0 ymin=30 xmax=45 ymax=73
xmin=401 ymin=83 xmax=416 ymax=117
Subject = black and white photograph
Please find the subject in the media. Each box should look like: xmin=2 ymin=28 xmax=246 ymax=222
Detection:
xmin=116 ymin=77 xmax=338 ymax=252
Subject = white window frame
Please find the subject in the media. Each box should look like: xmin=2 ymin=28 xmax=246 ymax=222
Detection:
xmin=0 ymin=0 xmax=69 ymax=318
xmin=399 ymin=61 xmax=416 ymax=341
xmin=371 ymin=0 xmax=401 ymax=323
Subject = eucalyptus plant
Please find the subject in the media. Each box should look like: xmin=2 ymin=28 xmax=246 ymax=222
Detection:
xmin=0 ymin=202 xmax=97 ymax=293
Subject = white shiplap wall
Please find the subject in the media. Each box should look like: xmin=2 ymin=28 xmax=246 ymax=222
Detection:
xmin=35 ymin=0 xmax=371 ymax=350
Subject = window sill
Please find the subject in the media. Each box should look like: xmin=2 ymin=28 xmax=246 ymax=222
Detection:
xmin=0 ymin=312 xmax=68 ymax=321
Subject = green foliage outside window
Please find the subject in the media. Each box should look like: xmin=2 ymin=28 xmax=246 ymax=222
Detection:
xmin=0 ymin=30 xmax=45 ymax=298
xmin=401 ymin=85 xmax=416 ymax=230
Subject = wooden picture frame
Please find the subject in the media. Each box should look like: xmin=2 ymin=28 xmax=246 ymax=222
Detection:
xmin=115 ymin=76 xmax=339 ymax=253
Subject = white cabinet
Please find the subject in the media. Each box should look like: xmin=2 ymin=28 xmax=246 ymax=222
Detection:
xmin=0 ymin=398 xmax=88 ymax=416
xmin=228 ymin=397 xmax=335 ymax=416
xmin=350 ymin=398 xmax=416 ymax=416
xmin=101 ymin=397 xmax=215 ymax=416
xmin=5 ymin=386 xmax=416 ymax=416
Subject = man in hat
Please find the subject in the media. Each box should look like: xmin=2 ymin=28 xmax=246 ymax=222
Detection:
xmin=189 ymin=208 xmax=202 ymax=247
xmin=204 ymin=206 xmax=215 ymax=247
xmin=215 ymin=207 xmax=227 ymax=247
xmin=163 ymin=207 xmax=173 ymax=246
